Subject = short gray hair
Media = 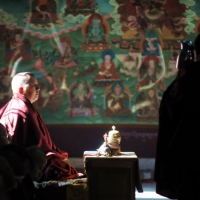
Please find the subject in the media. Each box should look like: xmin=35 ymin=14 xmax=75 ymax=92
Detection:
xmin=11 ymin=72 xmax=35 ymax=93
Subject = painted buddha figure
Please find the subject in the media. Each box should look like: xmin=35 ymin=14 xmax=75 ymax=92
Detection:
xmin=86 ymin=18 xmax=105 ymax=44
xmin=103 ymin=81 xmax=132 ymax=118
xmin=94 ymin=49 xmax=121 ymax=86
xmin=81 ymin=13 xmax=110 ymax=51
xmin=86 ymin=13 xmax=106 ymax=45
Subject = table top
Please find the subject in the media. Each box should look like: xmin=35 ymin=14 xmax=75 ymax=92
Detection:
xmin=84 ymin=151 xmax=137 ymax=158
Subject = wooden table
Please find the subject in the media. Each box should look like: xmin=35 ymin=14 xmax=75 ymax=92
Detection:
xmin=83 ymin=151 xmax=143 ymax=200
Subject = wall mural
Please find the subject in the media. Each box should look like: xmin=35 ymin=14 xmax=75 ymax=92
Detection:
xmin=0 ymin=0 xmax=199 ymax=125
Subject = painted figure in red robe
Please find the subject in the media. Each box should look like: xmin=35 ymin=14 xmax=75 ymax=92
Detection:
xmin=0 ymin=72 xmax=80 ymax=181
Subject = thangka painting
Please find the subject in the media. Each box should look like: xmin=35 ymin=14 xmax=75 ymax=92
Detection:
xmin=0 ymin=0 xmax=199 ymax=125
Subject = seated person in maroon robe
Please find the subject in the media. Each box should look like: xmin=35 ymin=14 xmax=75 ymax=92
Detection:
xmin=0 ymin=72 xmax=80 ymax=181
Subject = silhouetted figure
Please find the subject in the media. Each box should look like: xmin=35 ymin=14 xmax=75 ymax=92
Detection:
xmin=154 ymin=34 xmax=200 ymax=200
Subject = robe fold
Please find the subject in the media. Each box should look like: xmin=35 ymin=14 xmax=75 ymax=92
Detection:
xmin=154 ymin=62 xmax=200 ymax=199
xmin=0 ymin=93 xmax=79 ymax=181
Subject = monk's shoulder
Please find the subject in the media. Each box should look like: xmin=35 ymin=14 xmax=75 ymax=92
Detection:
xmin=9 ymin=97 xmax=31 ymax=114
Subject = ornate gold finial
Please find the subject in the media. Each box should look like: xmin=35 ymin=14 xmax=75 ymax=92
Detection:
xmin=112 ymin=125 xmax=115 ymax=130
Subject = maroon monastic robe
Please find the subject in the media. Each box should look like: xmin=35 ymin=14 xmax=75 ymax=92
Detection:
xmin=0 ymin=93 xmax=79 ymax=181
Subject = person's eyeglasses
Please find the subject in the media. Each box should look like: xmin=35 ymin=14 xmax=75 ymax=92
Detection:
xmin=30 ymin=83 xmax=40 ymax=90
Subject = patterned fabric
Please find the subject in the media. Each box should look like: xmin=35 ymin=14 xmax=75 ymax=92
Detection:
xmin=67 ymin=183 xmax=88 ymax=200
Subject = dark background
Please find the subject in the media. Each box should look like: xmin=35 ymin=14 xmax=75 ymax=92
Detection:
xmin=47 ymin=124 xmax=158 ymax=158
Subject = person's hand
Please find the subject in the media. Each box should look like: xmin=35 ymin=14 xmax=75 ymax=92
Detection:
xmin=78 ymin=173 xmax=84 ymax=177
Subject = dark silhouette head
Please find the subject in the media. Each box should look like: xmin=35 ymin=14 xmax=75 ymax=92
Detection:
xmin=176 ymin=40 xmax=194 ymax=69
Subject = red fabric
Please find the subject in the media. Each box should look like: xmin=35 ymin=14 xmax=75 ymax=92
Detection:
xmin=0 ymin=93 xmax=79 ymax=181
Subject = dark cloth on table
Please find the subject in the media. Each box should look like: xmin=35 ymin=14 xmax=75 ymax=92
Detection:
xmin=154 ymin=61 xmax=200 ymax=200
xmin=0 ymin=93 xmax=79 ymax=181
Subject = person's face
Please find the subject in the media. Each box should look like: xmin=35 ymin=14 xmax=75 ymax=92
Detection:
xmin=29 ymin=158 xmax=47 ymax=181
xmin=78 ymin=83 xmax=84 ymax=90
xmin=114 ymin=85 xmax=121 ymax=95
xmin=23 ymin=76 xmax=40 ymax=103
xmin=149 ymin=59 xmax=155 ymax=67
xmin=92 ymin=19 xmax=99 ymax=27
xmin=169 ymin=59 xmax=176 ymax=69
xmin=61 ymin=42 xmax=69 ymax=50
xmin=148 ymin=65 xmax=155 ymax=76
xmin=15 ymin=34 xmax=21 ymax=42
xmin=148 ymin=89 xmax=155 ymax=98
xmin=105 ymin=55 xmax=111 ymax=61
xmin=60 ymin=41 xmax=70 ymax=56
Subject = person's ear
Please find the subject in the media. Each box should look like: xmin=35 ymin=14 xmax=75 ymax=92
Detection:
xmin=19 ymin=87 xmax=24 ymax=94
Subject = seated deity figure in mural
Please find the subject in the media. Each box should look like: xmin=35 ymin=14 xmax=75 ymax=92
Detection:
xmin=10 ymin=30 xmax=24 ymax=58
xmin=52 ymin=36 xmax=78 ymax=70
xmin=136 ymin=87 xmax=160 ymax=122
xmin=136 ymin=54 xmax=165 ymax=92
xmin=86 ymin=19 xmax=105 ymax=44
xmin=5 ymin=30 xmax=32 ymax=62
xmin=116 ymin=44 xmax=141 ymax=77
xmin=164 ymin=52 xmax=178 ymax=79
xmin=30 ymin=0 xmax=58 ymax=23
xmin=51 ymin=36 xmax=78 ymax=88
xmin=66 ymin=79 xmax=96 ymax=117
xmin=121 ymin=55 xmax=138 ymax=76
xmin=94 ymin=49 xmax=121 ymax=87
xmin=103 ymin=81 xmax=132 ymax=118
xmin=81 ymin=13 xmax=110 ymax=51
xmin=140 ymin=23 xmax=164 ymax=57
xmin=72 ymin=79 xmax=93 ymax=109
